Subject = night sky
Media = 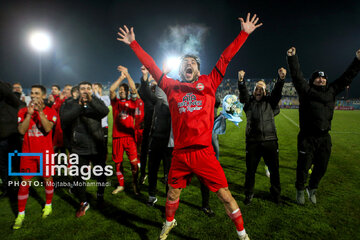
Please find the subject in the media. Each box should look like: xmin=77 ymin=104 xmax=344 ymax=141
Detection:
xmin=1 ymin=0 xmax=359 ymax=97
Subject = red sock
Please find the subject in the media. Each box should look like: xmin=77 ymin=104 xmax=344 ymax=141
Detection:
xmin=228 ymin=208 xmax=244 ymax=231
xmin=18 ymin=182 xmax=30 ymax=212
xmin=165 ymin=198 xmax=179 ymax=222
xmin=116 ymin=163 xmax=124 ymax=186
xmin=45 ymin=180 xmax=54 ymax=204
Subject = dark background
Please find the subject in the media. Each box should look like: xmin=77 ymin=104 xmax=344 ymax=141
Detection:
xmin=0 ymin=0 xmax=359 ymax=96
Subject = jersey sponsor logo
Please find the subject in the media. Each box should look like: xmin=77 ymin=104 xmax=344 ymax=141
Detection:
xmin=196 ymin=82 xmax=204 ymax=91
xmin=177 ymin=93 xmax=203 ymax=114
xmin=135 ymin=108 xmax=142 ymax=116
xmin=28 ymin=124 xmax=44 ymax=137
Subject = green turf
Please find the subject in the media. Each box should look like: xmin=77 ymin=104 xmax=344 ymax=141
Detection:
xmin=1 ymin=109 xmax=359 ymax=240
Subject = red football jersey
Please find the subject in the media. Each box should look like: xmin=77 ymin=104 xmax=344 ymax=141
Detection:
xmin=130 ymin=31 xmax=249 ymax=150
xmin=134 ymin=98 xmax=144 ymax=130
xmin=111 ymin=98 xmax=136 ymax=138
xmin=18 ymin=106 xmax=57 ymax=154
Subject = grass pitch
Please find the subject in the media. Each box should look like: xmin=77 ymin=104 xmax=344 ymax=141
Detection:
xmin=0 ymin=109 xmax=359 ymax=240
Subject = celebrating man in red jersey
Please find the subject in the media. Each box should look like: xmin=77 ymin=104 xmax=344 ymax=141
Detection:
xmin=14 ymin=85 xmax=57 ymax=229
xmin=117 ymin=13 xmax=262 ymax=240
xmin=110 ymin=65 xmax=140 ymax=195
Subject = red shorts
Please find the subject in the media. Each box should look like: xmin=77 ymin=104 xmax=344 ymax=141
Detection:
xmin=168 ymin=146 xmax=228 ymax=192
xmin=135 ymin=129 xmax=143 ymax=146
xmin=20 ymin=157 xmax=54 ymax=179
xmin=112 ymin=137 xmax=138 ymax=163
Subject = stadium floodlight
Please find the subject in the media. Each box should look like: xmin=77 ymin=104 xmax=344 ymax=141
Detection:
xmin=29 ymin=30 xmax=52 ymax=85
xmin=29 ymin=31 xmax=51 ymax=52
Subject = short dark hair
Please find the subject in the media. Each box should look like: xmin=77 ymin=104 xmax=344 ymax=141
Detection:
xmin=78 ymin=81 xmax=92 ymax=88
xmin=181 ymin=54 xmax=201 ymax=71
xmin=31 ymin=85 xmax=46 ymax=95
xmin=71 ymin=85 xmax=79 ymax=94
xmin=64 ymin=84 xmax=72 ymax=88
xmin=120 ymin=83 xmax=129 ymax=93
xmin=93 ymin=82 xmax=103 ymax=89
xmin=51 ymin=85 xmax=60 ymax=90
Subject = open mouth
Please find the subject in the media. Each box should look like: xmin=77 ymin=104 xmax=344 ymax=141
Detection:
xmin=185 ymin=67 xmax=193 ymax=79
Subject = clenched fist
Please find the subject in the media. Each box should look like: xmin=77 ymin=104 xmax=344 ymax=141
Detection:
xmin=278 ymin=67 xmax=287 ymax=79
xmin=238 ymin=70 xmax=246 ymax=82
xmin=287 ymin=47 xmax=296 ymax=56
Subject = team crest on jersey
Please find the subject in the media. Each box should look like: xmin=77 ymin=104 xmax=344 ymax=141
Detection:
xmin=52 ymin=116 xmax=57 ymax=122
xmin=125 ymin=103 xmax=129 ymax=107
xmin=177 ymin=93 xmax=203 ymax=114
xmin=18 ymin=117 xmax=21 ymax=123
xmin=196 ymin=83 xmax=204 ymax=91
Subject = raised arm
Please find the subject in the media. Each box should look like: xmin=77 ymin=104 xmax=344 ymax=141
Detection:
xmin=269 ymin=68 xmax=286 ymax=109
xmin=209 ymin=13 xmax=263 ymax=89
xmin=110 ymin=72 xmax=126 ymax=100
xmin=33 ymin=99 xmax=54 ymax=133
xmin=238 ymin=70 xmax=250 ymax=105
xmin=286 ymin=47 xmax=310 ymax=95
xmin=118 ymin=65 xmax=137 ymax=95
xmin=117 ymin=26 xmax=165 ymax=83
xmin=330 ymin=49 xmax=360 ymax=95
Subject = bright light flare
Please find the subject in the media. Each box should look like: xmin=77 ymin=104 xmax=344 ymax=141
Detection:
xmin=164 ymin=56 xmax=181 ymax=73
xmin=29 ymin=31 xmax=51 ymax=52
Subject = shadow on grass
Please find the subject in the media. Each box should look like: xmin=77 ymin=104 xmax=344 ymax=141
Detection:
xmin=53 ymin=179 xmax=196 ymax=240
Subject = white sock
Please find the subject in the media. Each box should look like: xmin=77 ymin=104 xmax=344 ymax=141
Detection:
xmin=165 ymin=219 xmax=175 ymax=226
xmin=18 ymin=211 xmax=25 ymax=215
xmin=237 ymin=229 xmax=246 ymax=237
xmin=45 ymin=203 xmax=52 ymax=207
xmin=232 ymin=208 xmax=240 ymax=214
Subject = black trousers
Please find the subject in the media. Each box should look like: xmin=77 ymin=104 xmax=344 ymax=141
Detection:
xmin=0 ymin=134 xmax=22 ymax=191
xmin=73 ymin=154 xmax=107 ymax=203
xmin=148 ymin=138 xmax=172 ymax=197
xmin=245 ymin=140 xmax=281 ymax=197
xmin=140 ymin=125 xmax=151 ymax=177
xmin=295 ymin=132 xmax=332 ymax=190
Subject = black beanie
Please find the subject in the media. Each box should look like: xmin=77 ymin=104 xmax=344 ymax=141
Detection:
xmin=309 ymin=70 xmax=328 ymax=85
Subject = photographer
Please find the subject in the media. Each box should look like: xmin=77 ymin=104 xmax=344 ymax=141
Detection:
xmin=60 ymin=81 xmax=109 ymax=217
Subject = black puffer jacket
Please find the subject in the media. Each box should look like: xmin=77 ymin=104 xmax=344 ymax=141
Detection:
xmin=239 ymin=77 xmax=284 ymax=142
xmin=139 ymin=77 xmax=156 ymax=130
xmin=149 ymin=86 xmax=171 ymax=140
xmin=60 ymin=95 xmax=109 ymax=155
xmin=0 ymin=81 xmax=21 ymax=139
xmin=287 ymin=55 xmax=360 ymax=134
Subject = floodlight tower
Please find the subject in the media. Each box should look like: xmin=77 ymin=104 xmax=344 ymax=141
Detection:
xmin=29 ymin=31 xmax=51 ymax=85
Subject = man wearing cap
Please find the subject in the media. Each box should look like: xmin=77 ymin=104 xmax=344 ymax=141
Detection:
xmin=117 ymin=13 xmax=262 ymax=240
xmin=238 ymin=68 xmax=286 ymax=205
xmin=287 ymin=47 xmax=360 ymax=205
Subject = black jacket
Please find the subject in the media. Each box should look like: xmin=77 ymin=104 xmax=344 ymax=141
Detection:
xmin=60 ymin=95 xmax=109 ymax=155
xmin=149 ymin=86 xmax=171 ymax=140
xmin=239 ymin=78 xmax=284 ymax=142
xmin=0 ymin=81 xmax=21 ymax=139
xmin=287 ymin=55 xmax=360 ymax=134
xmin=139 ymin=77 xmax=155 ymax=130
